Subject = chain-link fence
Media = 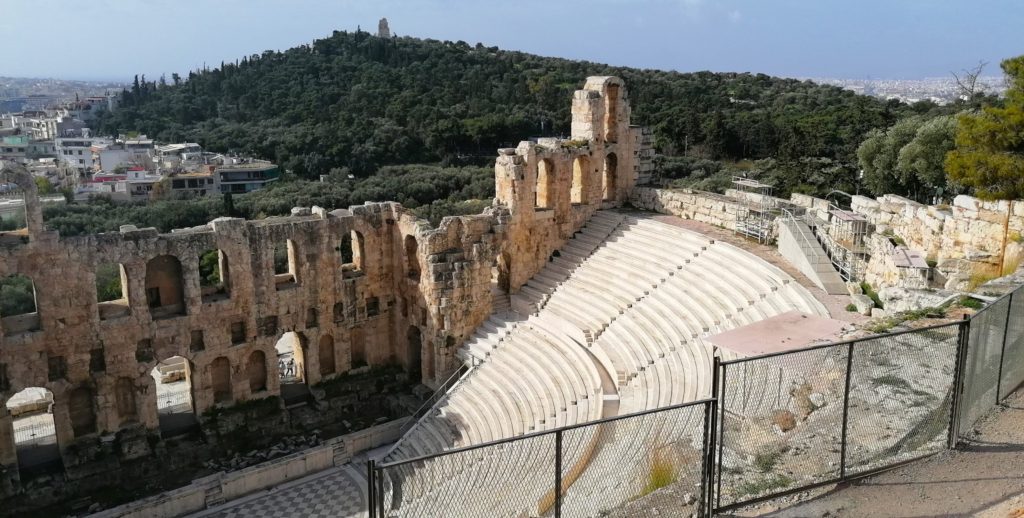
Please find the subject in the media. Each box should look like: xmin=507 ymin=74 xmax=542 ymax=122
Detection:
xmin=959 ymin=294 xmax=1011 ymax=431
xmin=368 ymin=283 xmax=1024 ymax=516
xmin=715 ymin=322 xmax=962 ymax=509
xmin=370 ymin=399 xmax=713 ymax=518
xmin=1001 ymin=291 xmax=1024 ymax=401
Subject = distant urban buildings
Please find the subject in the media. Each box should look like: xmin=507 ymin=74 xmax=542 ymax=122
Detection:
xmin=1 ymin=84 xmax=280 ymax=205
xmin=808 ymin=76 xmax=1007 ymax=105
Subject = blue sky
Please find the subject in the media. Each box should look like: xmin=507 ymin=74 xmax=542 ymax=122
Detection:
xmin=1 ymin=0 xmax=1020 ymax=81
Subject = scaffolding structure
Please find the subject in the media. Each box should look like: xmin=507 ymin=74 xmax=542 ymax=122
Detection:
xmin=807 ymin=208 xmax=871 ymax=282
xmin=732 ymin=177 xmax=775 ymax=244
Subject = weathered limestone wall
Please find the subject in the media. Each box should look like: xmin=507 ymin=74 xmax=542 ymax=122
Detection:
xmin=0 ymin=169 xmax=500 ymax=483
xmin=852 ymin=194 xmax=1024 ymax=290
xmin=629 ymin=187 xmax=779 ymax=240
xmin=496 ymin=76 xmax=645 ymax=293
xmin=0 ymin=75 xmax=648 ymax=495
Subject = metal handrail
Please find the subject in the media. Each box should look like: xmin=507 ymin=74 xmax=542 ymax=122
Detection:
xmin=386 ymin=363 xmax=473 ymax=456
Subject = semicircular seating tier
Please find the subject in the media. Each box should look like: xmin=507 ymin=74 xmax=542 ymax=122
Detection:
xmin=379 ymin=210 xmax=829 ymax=517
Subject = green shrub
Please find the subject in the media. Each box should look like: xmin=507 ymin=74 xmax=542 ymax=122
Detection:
xmin=845 ymin=303 xmax=858 ymax=312
xmin=860 ymin=281 xmax=884 ymax=309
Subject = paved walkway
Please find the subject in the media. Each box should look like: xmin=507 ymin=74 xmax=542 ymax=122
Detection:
xmin=190 ymin=465 xmax=368 ymax=518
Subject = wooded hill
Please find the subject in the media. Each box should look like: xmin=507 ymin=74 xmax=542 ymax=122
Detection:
xmin=97 ymin=30 xmax=914 ymax=179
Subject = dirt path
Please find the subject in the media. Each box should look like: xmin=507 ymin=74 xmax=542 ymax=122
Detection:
xmin=727 ymin=388 xmax=1024 ymax=518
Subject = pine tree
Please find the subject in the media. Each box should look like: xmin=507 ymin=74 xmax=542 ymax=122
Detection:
xmin=946 ymin=56 xmax=1024 ymax=199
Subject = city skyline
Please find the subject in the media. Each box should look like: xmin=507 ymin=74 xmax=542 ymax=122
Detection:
xmin=1 ymin=0 xmax=1021 ymax=82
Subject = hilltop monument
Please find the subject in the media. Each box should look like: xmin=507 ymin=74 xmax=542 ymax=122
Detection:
xmin=378 ymin=17 xmax=391 ymax=38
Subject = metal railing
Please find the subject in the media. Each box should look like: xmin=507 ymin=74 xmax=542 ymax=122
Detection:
xmin=383 ymin=364 xmax=472 ymax=458
xmin=367 ymin=282 xmax=1024 ymax=517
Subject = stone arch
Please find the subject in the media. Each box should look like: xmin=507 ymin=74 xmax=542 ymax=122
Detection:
xmin=603 ymin=152 xmax=618 ymax=202
xmin=96 ymin=262 xmax=130 ymax=320
xmin=405 ymin=235 xmax=420 ymax=281
xmin=0 ymin=273 xmax=40 ymax=335
xmin=210 ymin=356 xmax=232 ymax=404
xmin=350 ymin=325 xmax=367 ymax=368
xmin=0 ymin=162 xmax=43 ymax=238
xmin=604 ymin=83 xmax=620 ymax=142
xmin=6 ymin=386 xmax=61 ymax=476
xmin=351 ymin=231 xmax=366 ymax=272
xmin=145 ymin=255 xmax=186 ymax=318
xmin=273 ymin=239 xmax=299 ymax=289
xmin=535 ymin=158 xmax=555 ymax=209
xmin=68 ymin=386 xmax=97 ymax=437
xmin=275 ymin=331 xmax=309 ymax=405
xmin=407 ymin=325 xmax=423 ymax=383
xmin=497 ymin=251 xmax=512 ymax=293
xmin=571 ymin=155 xmax=590 ymax=205
xmin=199 ymin=248 xmax=230 ymax=303
xmin=247 ymin=350 xmax=268 ymax=393
xmin=318 ymin=334 xmax=336 ymax=377
xmin=151 ymin=356 xmax=197 ymax=436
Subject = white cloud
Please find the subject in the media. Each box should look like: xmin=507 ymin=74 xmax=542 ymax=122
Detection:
xmin=728 ymin=9 xmax=742 ymax=22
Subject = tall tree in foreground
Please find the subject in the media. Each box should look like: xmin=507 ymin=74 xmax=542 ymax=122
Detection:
xmin=946 ymin=56 xmax=1024 ymax=200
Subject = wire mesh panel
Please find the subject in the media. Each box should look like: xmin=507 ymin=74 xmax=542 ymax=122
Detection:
xmin=717 ymin=345 xmax=848 ymax=508
xmin=961 ymin=296 xmax=1011 ymax=431
xmin=1000 ymin=292 xmax=1024 ymax=401
xmin=558 ymin=403 xmax=707 ymax=517
xmin=845 ymin=324 xmax=959 ymax=476
xmin=378 ymin=431 xmax=557 ymax=518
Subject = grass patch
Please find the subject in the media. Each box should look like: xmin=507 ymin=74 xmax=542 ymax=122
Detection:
xmin=967 ymin=269 xmax=998 ymax=291
xmin=959 ymin=296 xmax=984 ymax=310
xmin=860 ymin=281 xmax=884 ymax=309
xmin=638 ymin=449 xmax=677 ymax=498
xmin=735 ymin=474 xmax=793 ymax=499
xmin=1002 ymin=256 xmax=1022 ymax=277
xmin=845 ymin=303 xmax=858 ymax=312
xmin=864 ymin=305 xmax=946 ymax=334
xmin=753 ymin=449 xmax=783 ymax=473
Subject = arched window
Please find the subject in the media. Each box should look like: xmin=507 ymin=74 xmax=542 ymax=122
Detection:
xmin=603 ymin=152 xmax=618 ymax=202
xmin=407 ymin=326 xmax=422 ymax=383
xmin=6 ymin=387 xmax=61 ymax=475
xmin=319 ymin=335 xmax=336 ymax=376
xmin=211 ymin=356 xmax=232 ymax=404
xmin=151 ymin=356 xmax=197 ymax=436
xmin=351 ymin=231 xmax=366 ymax=272
xmin=350 ymin=326 xmax=366 ymax=368
xmin=199 ymin=249 xmax=230 ymax=302
xmin=68 ymin=386 xmax=97 ymax=437
xmin=604 ymin=83 xmax=620 ymax=142
xmin=571 ymin=156 xmax=590 ymax=205
xmin=145 ymin=255 xmax=185 ymax=318
xmin=273 ymin=240 xmax=299 ymax=289
xmin=535 ymin=159 xmax=555 ymax=209
xmin=0 ymin=273 xmax=40 ymax=334
xmin=275 ymin=332 xmax=306 ymax=384
xmin=405 ymin=235 xmax=420 ymax=281
xmin=247 ymin=350 xmax=267 ymax=393
xmin=96 ymin=262 xmax=130 ymax=320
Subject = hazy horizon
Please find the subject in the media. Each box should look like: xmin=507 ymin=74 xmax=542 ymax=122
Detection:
xmin=2 ymin=0 xmax=1021 ymax=82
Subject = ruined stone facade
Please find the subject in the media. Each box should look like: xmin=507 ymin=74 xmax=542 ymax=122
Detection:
xmin=0 ymin=76 xmax=645 ymax=492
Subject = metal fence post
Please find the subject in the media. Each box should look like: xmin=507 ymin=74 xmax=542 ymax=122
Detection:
xmin=948 ymin=315 xmax=971 ymax=448
xmin=376 ymin=464 xmax=385 ymax=515
xmin=715 ymin=361 xmax=728 ymax=511
xmin=839 ymin=340 xmax=855 ymax=479
xmin=367 ymin=459 xmax=377 ymax=518
xmin=996 ymin=291 xmax=1014 ymax=403
xmin=703 ymin=357 xmax=721 ymax=518
xmin=555 ymin=429 xmax=563 ymax=518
